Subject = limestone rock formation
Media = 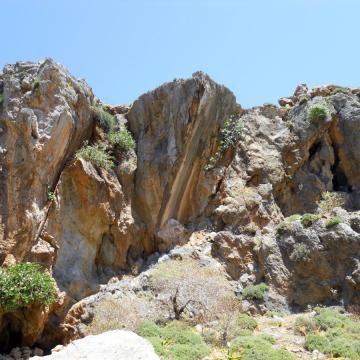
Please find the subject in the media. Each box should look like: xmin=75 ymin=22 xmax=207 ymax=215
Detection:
xmin=30 ymin=330 xmax=159 ymax=360
xmin=2 ymin=58 xmax=360 ymax=356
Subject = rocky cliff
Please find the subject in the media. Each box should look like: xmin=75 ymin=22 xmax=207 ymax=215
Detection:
xmin=1 ymin=59 xmax=360 ymax=356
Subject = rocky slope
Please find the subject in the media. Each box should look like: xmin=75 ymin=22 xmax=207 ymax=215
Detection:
xmin=1 ymin=59 xmax=360 ymax=358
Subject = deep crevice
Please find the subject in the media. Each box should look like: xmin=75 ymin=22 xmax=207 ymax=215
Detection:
xmin=331 ymin=144 xmax=352 ymax=192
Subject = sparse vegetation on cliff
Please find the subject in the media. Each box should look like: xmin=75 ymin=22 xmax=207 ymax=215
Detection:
xmin=205 ymin=114 xmax=242 ymax=170
xmin=76 ymin=142 xmax=114 ymax=170
xmin=0 ymin=262 xmax=56 ymax=311
xmin=326 ymin=216 xmax=343 ymax=228
xmin=108 ymin=128 xmax=136 ymax=151
xmin=93 ymin=105 xmax=116 ymax=132
xmin=307 ymin=103 xmax=330 ymax=122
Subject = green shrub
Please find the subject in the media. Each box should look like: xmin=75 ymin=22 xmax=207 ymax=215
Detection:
xmin=332 ymin=86 xmax=350 ymax=95
xmin=301 ymin=213 xmax=321 ymax=227
xmin=276 ymin=215 xmax=301 ymax=237
xmin=0 ymin=263 xmax=56 ymax=311
xmin=287 ymin=214 xmax=301 ymax=222
xmin=237 ymin=314 xmax=258 ymax=332
xmin=290 ymin=243 xmax=311 ymax=262
xmin=318 ymin=191 xmax=345 ymax=214
xmin=32 ymin=78 xmax=40 ymax=90
xmin=205 ymin=115 xmax=242 ymax=170
xmin=137 ymin=321 xmax=209 ymax=360
xmin=93 ymin=105 xmax=116 ymax=132
xmin=303 ymin=309 xmax=360 ymax=359
xmin=326 ymin=216 xmax=343 ymax=228
xmin=0 ymin=94 xmax=4 ymax=106
xmin=242 ymin=283 xmax=269 ymax=301
xmin=137 ymin=320 xmax=162 ymax=338
xmin=76 ymin=142 xmax=114 ymax=170
xmin=108 ymin=128 xmax=135 ymax=151
xmin=47 ymin=190 xmax=56 ymax=202
xmin=276 ymin=221 xmax=290 ymax=237
xmin=307 ymin=103 xmax=330 ymax=122
xmin=230 ymin=334 xmax=295 ymax=360
xmin=294 ymin=316 xmax=319 ymax=335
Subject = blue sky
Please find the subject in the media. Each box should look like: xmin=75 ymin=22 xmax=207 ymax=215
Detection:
xmin=1 ymin=0 xmax=359 ymax=107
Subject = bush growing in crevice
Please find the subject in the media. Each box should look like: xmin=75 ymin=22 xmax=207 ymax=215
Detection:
xmin=76 ymin=142 xmax=114 ymax=170
xmin=93 ymin=105 xmax=116 ymax=132
xmin=0 ymin=262 xmax=56 ymax=311
xmin=108 ymin=128 xmax=136 ymax=151
xmin=0 ymin=94 xmax=4 ymax=106
xmin=205 ymin=114 xmax=243 ymax=170
xmin=307 ymin=103 xmax=330 ymax=122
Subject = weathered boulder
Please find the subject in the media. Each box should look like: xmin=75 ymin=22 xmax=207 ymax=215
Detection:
xmin=30 ymin=330 xmax=159 ymax=360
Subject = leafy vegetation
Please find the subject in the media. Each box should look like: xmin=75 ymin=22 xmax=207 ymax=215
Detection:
xmin=318 ymin=191 xmax=345 ymax=214
xmin=242 ymin=283 xmax=269 ymax=301
xmin=326 ymin=216 xmax=343 ymax=228
xmin=275 ymin=215 xmax=301 ymax=237
xmin=0 ymin=94 xmax=4 ymax=106
xmin=93 ymin=105 xmax=116 ymax=132
xmin=0 ymin=262 xmax=56 ymax=311
xmin=300 ymin=213 xmax=321 ymax=227
xmin=76 ymin=142 xmax=114 ymax=170
xmin=229 ymin=333 xmax=294 ymax=360
xmin=290 ymin=243 xmax=311 ymax=262
xmin=32 ymin=78 xmax=40 ymax=90
xmin=303 ymin=308 xmax=360 ymax=359
xmin=205 ymin=114 xmax=243 ymax=170
xmin=47 ymin=190 xmax=56 ymax=202
xmin=137 ymin=320 xmax=209 ymax=360
xmin=307 ymin=103 xmax=330 ymax=122
xmin=108 ymin=128 xmax=135 ymax=151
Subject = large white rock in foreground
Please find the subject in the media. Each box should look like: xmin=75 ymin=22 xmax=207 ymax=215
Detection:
xmin=30 ymin=330 xmax=159 ymax=360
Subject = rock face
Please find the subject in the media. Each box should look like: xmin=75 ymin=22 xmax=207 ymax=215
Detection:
xmin=30 ymin=330 xmax=159 ymax=360
xmin=2 ymin=59 xmax=360 ymax=353
xmin=0 ymin=59 xmax=93 ymax=263
xmin=262 ymin=209 xmax=360 ymax=307
xmin=127 ymin=72 xmax=237 ymax=235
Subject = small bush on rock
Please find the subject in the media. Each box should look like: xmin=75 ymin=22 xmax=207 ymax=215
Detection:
xmin=307 ymin=103 xmax=330 ymax=122
xmin=0 ymin=94 xmax=4 ymax=106
xmin=93 ymin=105 xmax=116 ymax=132
xmin=76 ymin=142 xmax=114 ymax=170
xmin=326 ymin=216 xmax=343 ymax=228
xmin=0 ymin=262 xmax=56 ymax=311
xmin=290 ymin=243 xmax=311 ymax=262
xmin=318 ymin=192 xmax=345 ymax=214
xmin=301 ymin=213 xmax=321 ymax=227
xmin=108 ymin=128 xmax=135 ymax=151
xmin=242 ymin=283 xmax=269 ymax=301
